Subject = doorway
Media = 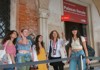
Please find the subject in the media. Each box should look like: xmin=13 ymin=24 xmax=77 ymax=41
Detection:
xmin=64 ymin=21 xmax=87 ymax=40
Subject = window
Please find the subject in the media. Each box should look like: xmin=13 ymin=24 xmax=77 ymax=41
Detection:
xmin=0 ymin=0 xmax=10 ymax=38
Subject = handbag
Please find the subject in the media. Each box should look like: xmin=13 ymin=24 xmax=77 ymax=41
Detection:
xmin=0 ymin=47 xmax=6 ymax=61
xmin=48 ymin=41 xmax=52 ymax=60
xmin=60 ymin=46 xmax=67 ymax=63
xmin=0 ymin=42 xmax=12 ymax=65
xmin=0 ymin=44 xmax=6 ymax=64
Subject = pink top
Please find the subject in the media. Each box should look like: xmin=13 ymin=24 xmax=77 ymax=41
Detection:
xmin=3 ymin=42 xmax=16 ymax=57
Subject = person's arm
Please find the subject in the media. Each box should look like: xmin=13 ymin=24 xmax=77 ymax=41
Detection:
xmin=81 ymin=36 xmax=90 ymax=64
xmin=47 ymin=40 xmax=50 ymax=56
xmin=67 ymin=47 xmax=72 ymax=63
xmin=10 ymin=54 xmax=15 ymax=64
xmin=82 ymin=41 xmax=90 ymax=64
xmin=61 ymin=32 xmax=66 ymax=41
xmin=44 ymin=49 xmax=48 ymax=60
xmin=9 ymin=54 xmax=17 ymax=70
xmin=68 ymin=47 xmax=72 ymax=58
xmin=82 ymin=41 xmax=88 ymax=57
xmin=60 ymin=32 xmax=67 ymax=46
xmin=18 ymin=33 xmax=28 ymax=45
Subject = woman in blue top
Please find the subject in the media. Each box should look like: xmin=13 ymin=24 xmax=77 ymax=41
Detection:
xmin=16 ymin=29 xmax=32 ymax=70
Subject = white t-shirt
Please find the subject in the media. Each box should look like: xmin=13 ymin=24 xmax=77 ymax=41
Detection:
xmin=71 ymin=36 xmax=85 ymax=50
xmin=47 ymin=39 xmax=66 ymax=57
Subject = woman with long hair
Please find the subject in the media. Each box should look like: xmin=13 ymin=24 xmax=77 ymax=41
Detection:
xmin=68 ymin=26 xmax=90 ymax=70
xmin=16 ymin=29 xmax=32 ymax=70
xmin=2 ymin=30 xmax=18 ymax=70
xmin=32 ymin=35 xmax=48 ymax=70
xmin=48 ymin=30 xmax=66 ymax=70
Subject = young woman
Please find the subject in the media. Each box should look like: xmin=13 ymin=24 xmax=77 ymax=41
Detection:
xmin=16 ymin=29 xmax=32 ymax=70
xmin=32 ymin=35 xmax=48 ymax=70
xmin=2 ymin=30 xmax=18 ymax=70
xmin=68 ymin=26 xmax=90 ymax=70
xmin=48 ymin=30 xmax=66 ymax=70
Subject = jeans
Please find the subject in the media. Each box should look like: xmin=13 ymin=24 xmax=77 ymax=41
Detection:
xmin=3 ymin=68 xmax=14 ymax=70
xmin=16 ymin=53 xmax=31 ymax=70
xmin=69 ymin=50 xmax=86 ymax=70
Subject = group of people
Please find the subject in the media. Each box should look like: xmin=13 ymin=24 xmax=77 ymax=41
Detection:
xmin=1 ymin=26 xmax=90 ymax=70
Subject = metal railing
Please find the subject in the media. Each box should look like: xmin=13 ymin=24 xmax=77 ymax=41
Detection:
xmin=0 ymin=56 xmax=100 ymax=70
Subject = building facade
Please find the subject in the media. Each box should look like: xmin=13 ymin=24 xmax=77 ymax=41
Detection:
xmin=0 ymin=0 xmax=100 ymax=57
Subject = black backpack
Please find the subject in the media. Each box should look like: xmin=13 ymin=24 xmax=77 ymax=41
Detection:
xmin=87 ymin=44 xmax=95 ymax=57
xmin=79 ymin=37 xmax=95 ymax=59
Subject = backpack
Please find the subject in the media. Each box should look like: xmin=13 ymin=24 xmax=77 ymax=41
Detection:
xmin=87 ymin=44 xmax=95 ymax=57
xmin=79 ymin=37 xmax=95 ymax=58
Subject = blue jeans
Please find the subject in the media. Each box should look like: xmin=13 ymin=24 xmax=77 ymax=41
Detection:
xmin=3 ymin=68 xmax=14 ymax=70
xmin=69 ymin=50 xmax=86 ymax=70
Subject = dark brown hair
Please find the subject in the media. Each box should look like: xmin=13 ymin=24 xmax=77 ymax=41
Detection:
xmin=49 ymin=30 xmax=60 ymax=41
xmin=69 ymin=26 xmax=83 ymax=47
xmin=2 ymin=30 xmax=18 ymax=45
xmin=35 ymin=35 xmax=45 ymax=55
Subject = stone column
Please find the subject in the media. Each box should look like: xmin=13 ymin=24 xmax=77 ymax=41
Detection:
xmin=39 ymin=8 xmax=49 ymax=49
xmin=10 ymin=0 xmax=17 ymax=30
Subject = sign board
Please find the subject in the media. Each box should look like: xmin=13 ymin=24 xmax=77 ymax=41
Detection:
xmin=62 ymin=0 xmax=88 ymax=24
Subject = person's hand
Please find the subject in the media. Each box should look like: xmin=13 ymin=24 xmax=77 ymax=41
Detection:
xmin=61 ymin=32 xmax=66 ymax=41
xmin=62 ymin=32 xmax=65 ymax=37
xmin=20 ymin=32 xmax=26 ymax=39
xmin=86 ymin=59 xmax=90 ymax=65
xmin=66 ymin=59 xmax=70 ymax=64
xmin=3 ymin=61 xmax=8 ymax=64
xmin=20 ymin=32 xmax=24 ymax=37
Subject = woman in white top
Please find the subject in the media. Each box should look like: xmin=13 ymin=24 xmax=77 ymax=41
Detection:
xmin=48 ymin=30 xmax=66 ymax=70
xmin=68 ymin=26 xmax=90 ymax=70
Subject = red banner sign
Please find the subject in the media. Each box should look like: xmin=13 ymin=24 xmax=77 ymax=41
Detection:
xmin=62 ymin=0 xmax=88 ymax=24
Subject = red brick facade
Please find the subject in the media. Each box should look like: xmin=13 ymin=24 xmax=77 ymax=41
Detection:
xmin=17 ymin=0 xmax=39 ymax=34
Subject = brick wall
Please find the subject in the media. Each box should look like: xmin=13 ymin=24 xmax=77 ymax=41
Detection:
xmin=17 ymin=0 xmax=39 ymax=35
